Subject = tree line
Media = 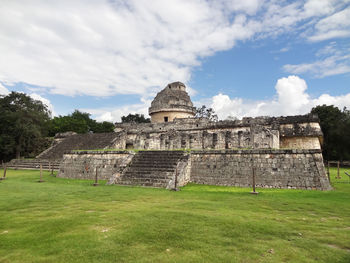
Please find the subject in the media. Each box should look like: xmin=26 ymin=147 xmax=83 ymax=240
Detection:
xmin=0 ymin=92 xmax=116 ymax=161
xmin=1 ymin=92 xmax=349 ymax=162
xmin=311 ymin=105 xmax=350 ymax=161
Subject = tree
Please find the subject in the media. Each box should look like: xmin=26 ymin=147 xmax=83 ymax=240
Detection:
xmin=226 ymin=116 xmax=238 ymax=121
xmin=311 ymin=105 xmax=350 ymax=161
xmin=0 ymin=92 xmax=51 ymax=160
xmin=195 ymin=105 xmax=218 ymax=122
xmin=91 ymin=121 xmax=115 ymax=133
xmin=48 ymin=110 xmax=115 ymax=136
xmin=121 ymin=113 xmax=150 ymax=123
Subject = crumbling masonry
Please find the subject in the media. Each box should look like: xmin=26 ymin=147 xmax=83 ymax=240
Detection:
xmin=52 ymin=82 xmax=331 ymax=190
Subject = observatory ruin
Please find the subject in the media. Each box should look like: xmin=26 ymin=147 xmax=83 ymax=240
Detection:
xmin=10 ymin=82 xmax=331 ymax=190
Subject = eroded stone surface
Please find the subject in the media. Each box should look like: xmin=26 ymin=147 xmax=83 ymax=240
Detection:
xmin=114 ymin=114 xmax=322 ymax=150
xmin=148 ymin=82 xmax=196 ymax=123
xmin=58 ymin=149 xmax=331 ymax=190
xmin=58 ymin=151 xmax=133 ymax=180
xmin=190 ymin=149 xmax=331 ymax=190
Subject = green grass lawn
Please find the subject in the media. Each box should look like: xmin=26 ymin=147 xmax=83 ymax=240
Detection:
xmin=0 ymin=167 xmax=349 ymax=263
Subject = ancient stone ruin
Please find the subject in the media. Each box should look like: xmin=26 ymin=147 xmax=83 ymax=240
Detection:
xmin=148 ymin=81 xmax=196 ymax=123
xmin=9 ymin=81 xmax=331 ymax=190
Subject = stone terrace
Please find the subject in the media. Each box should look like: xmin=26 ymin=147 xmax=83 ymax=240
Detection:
xmin=38 ymin=133 xmax=120 ymax=160
xmin=116 ymin=151 xmax=188 ymax=188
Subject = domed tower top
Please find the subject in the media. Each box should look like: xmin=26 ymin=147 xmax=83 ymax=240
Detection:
xmin=148 ymin=82 xmax=196 ymax=123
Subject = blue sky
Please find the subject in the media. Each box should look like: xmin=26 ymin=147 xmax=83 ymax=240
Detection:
xmin=0 ymin=0 xmax=349 ymax=121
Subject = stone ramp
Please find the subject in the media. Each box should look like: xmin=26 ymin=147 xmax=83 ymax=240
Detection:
xmin=5 ymin=159 xmax=61 ymax=170
xmin=115 ymin=151 xmax=188 ymax=188
xmin=38 ymin=132 xmax=119 ymax=160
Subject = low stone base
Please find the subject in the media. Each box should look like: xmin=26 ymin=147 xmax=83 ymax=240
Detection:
xmin=190 ymin=149 xmax=331 ymax=190
xmin=58 ymin=151 xmax=134 ymax=180
xmin=58 ymin=149 xmax=331 ymax=190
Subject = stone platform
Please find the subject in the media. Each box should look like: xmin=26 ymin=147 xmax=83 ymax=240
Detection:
xmin=57 ymin=149 xmax=331 ymax=190
xmin=5 ymin=159 xmax=61 ymax=171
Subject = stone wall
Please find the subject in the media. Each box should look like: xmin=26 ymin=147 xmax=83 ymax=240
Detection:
xmin=151 ymin=111 xmax=195 ymax=123
xmin=190 ymin=149 xmax=331 ymax=190
xmin=115 ymin=126 xmax=280 ymax=150
xmin=58 ymin=151 xmax=134 ymax=180
xmin=38 ymin=133 xmax=122 ymax=160
xmin=57 ymin=149 xmax=331 ymax=191
xmin=114 ymin=114 xmax=322 ymax=150
xmin=280 ymin=137 xmax=321 ymax=149
xmin=167 ymin=154 xmax=191 ymax=189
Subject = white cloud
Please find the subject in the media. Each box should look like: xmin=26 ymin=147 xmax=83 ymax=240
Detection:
xmin=303 ymin=0 xmax=336 ymax=17
xmin=0 ymin=0 xmax=349 ymax=100
xmin=0 ymin=83 xmax=10 ymax=95
xmin=29 ymin=93 xmax=55 ymax=117
xmin=283 ymin=43 xmax=350 ymax=77
xmin=82 ymin=97 xmax=152 ymax=122
xmin=0 ymin=0 xmax=260 ymax=98
xmin=308 ymin=7 xmax=350 ymax=42
xmin=208 ymin=75 xmax=350 ymax=119
xmin=275 ymin=76 xmax=310 ymax=114
xmin=283 ymin=57 xmax=350 ymax=77
xmin=279 ymin=47 xmax=289 ymax=53
xmin=96 ymin=112 xmax=114 ymax=122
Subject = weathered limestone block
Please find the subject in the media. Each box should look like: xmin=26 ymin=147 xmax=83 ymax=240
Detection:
xmin=190 ymin=149 xmax=331 ymax=190
xmin=113 ymin=114 xmax=322 ymax=151
xmin=166 ymin=154 xmax=191 ymax=189
xmin=107 ymin=154 xmax=135 ymax=185
xmin=58 ymin=151 xmax=134 ymax=181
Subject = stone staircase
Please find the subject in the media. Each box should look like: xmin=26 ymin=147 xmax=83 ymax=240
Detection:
xmin=5 ymin=159 xmax=61 ymax=171
xmin=37 ymin=132 xmax=120 ymax=160
xmin=116 ymin=151 xmax=188 ymax=188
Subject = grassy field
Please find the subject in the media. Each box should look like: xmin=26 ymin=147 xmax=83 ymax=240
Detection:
xmin=0 ymin=167 xmax=349 ymax=263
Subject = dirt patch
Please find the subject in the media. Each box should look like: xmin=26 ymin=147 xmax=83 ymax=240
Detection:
xmin=327 ymin=244 xmax=350 ymax=253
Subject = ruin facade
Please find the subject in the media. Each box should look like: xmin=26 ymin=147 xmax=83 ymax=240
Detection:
xmin=148 ymin=81 xmax=196 ymax=123
xmin=114 ymin=81 xmax=323 ymax=151
xmin=12 ymin=81 xmax=330 ymax=190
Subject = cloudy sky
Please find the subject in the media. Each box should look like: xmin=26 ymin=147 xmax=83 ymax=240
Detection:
xmin=1 ymin=0 xmax=349 ymax=121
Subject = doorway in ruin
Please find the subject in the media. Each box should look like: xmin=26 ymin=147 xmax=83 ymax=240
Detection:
xmin=126 ymin=143 xmax=134 ymax=149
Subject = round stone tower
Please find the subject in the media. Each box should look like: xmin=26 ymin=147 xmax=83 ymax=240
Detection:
xmin=148 ymin=81 xmax=196 ymax=123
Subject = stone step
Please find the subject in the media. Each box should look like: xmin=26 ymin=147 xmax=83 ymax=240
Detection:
xmin=123 ymin=174 xmax=172 ymax=179
xmin=7 ymin=163 xmax=60 ymax=167
xmin=130 ymin=164 xmax=177 ymax=169
xmin=10 ymin=159 xmax=60 ymax=162
xmin=118 ymin=178 xmax=169 ymax=183
xmin=132 ymin=156 xmax=179 ymax=160
xmin=124 ymin=167 xmax=175 ymax=172
xmin=6 ymin=159 xmax=61 ymax=170
xmin=123 ymin=172 xmax=173 ymax=178
xmin=137 ymin=151 xmax=184 ymax=154
xmin=7 ymin=162 xmax=60 ymax=165
xmin=10 ymin=162 xmax=60 ymax=166
xmin=5 ymin=166 xmax=60 ymax=171
xmin=132 ymin=157 xmax=180 ymax=161
xmin=119 ymin=177 xmax=171 ymax=184
xmin=8 ymin=163 xmax=60 ymax=167
xmin=117 ymin=181 xmax=167 ymax=187
xmin=116 ymin=151 xmax=186 ymax=188
xmin=7 ymin=166 xmax=60 ymax=169
xmin=134 ymin=152 xmax=184 ymax=155
xmin=131 ymin=161 xmax=180 ymax=165
xmin=122 ymin=174 xmax=172 ymax=180
xmin=132 ymin=156 xmax=183 ymax=160
xmin=126 ymin=165 xmax=176 ymax=170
